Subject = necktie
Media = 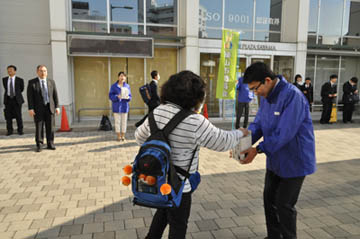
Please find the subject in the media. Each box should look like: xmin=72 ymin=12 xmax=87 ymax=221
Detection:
xmin=9 ymin=78 xmax=15 ymax=98
xmin=41 ymin=80 xmax=48 ymax=105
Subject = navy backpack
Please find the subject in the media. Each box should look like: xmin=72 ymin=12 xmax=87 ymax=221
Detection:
xmin=132 ymin=109 xmax=201 ymax=208
xmin=139 ymin=84 xmax=152 ymax=105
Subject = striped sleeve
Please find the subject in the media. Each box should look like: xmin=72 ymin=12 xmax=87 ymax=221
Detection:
xmin=194 ymin=114 xmax=244 ymax=151
xmin=134 ymin=118 xmax=150 ymax=145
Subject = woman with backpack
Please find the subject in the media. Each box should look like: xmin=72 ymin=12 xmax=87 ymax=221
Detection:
xmin=109 ymin=71 xmax=132 ymax=141
xmin=135 ymin=71 xmax=248 ymax=239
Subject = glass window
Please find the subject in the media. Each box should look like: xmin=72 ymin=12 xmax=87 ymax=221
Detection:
xmin=314 ymin=56 xmax=340 ymax=103
xmin=200 ymin=53 xmax=222 ymax=117
xmin=147 ymin=26 xmax=177 ymax=36
xmin=273 ymin=56 xmax=294 ymax=82
xmin=318 ymin=0 xmax=344 ymax=45
xmin=72 ymin=0 xmax=107 ymax=21
xmin=255 ymin=0 xmax=282 ymax=33
xmin=110 ymin=24 xmax=144 ymax=35
xmin=224 ymin=0 xmax=253 ymax=38
xmin=110 ymin=0 xmax=144 ymax=23
xmin=343 ymin=0 xmax=360 ymax=37
xmin=339 ymin=57 xmax=360 ymax=102
xmin=308 ymin=0 xmax=318 ymax=34
xmin=199 ymin=0 xmax=223 ymax=38
xmin=146 ymin=0 xmax=177 ymax=25
xmin=72 ymin=22 xmax=107 ymax=33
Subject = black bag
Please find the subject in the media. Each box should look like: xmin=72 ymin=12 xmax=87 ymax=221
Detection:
xmin=99 ymin=115 xmax=112 ymax=131
xmin=139 ymin=84 xmax=152 ymax=105
xmin=351 ymin=94 xmax=359 ymax=103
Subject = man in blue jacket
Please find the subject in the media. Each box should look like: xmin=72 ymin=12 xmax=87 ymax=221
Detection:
xmin=235 ymin=77 xmax=254 ymax=128
xmin=241 ymin=62 xmax=316 ymax=239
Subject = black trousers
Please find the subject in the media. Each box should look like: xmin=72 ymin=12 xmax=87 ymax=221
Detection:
xmin=145 ymin=193 xmax=192 ymax=239
xmin=320 ymin=102 xmax=332 ymax=123
xmin=264 ymin=170 xmax=305 ymax=239
xmin=34 ymin=104 xmax=55 ymax=146
xmin=235 ymin=102 xmax=249 ymax=129
xmin=4 ymin=98 xmax=23 ymax=133
xmin=343 ymin=103 xmax=355 ymax=123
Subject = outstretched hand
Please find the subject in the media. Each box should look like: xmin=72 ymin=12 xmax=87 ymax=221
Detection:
xmin=239 ymin=147 xmax=257 ymax=164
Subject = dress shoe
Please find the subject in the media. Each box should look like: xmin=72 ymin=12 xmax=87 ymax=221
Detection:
xmin=6 ymin=131 xmax=13 ymax=136
xmin=47 ymin=145 xmax=56 ymax=150
xmin=18 ymin=131 xmax=24 ymax=135
xmin=36 ymin=145 xmax=42 ymax=152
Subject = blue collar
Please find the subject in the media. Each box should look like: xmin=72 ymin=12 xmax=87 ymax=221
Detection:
xmin=266 ymin=76 xmax=287 ymax=104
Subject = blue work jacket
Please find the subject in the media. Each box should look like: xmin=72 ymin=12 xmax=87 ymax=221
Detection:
xmin=248 ymin=77 xmax=316 ymax=178
xmin=109 ymin=82 xmax=132 ymax=113
xmin=236 ymin=77 xmax=254 ymax=103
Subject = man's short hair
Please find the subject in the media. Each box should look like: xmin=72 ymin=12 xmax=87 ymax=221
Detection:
xmin=305 ymin=77 xmax=311 ymax=81
xmin=7 ymin=65 xmax=17 ymax=71
xmin=243 ymin=62 xmax=276 ymax=84
xmin=37 ymin=65 xmax=47 ymax=71
xmin=118 ymin=71 xmax=126 ymax=77
xmin=160 ymin=71 xmax=206 ymax=110
xmin=330 ymin=74 xmax=338 ymax=80
xmin=151 ymin=70 xmax=158 ymax=79
xmin=350 ymin=77 xmax=358 ymax=84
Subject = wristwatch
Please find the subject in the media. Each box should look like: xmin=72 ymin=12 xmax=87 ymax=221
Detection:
xmin=256 ymin=145 xmax=264 ymax=154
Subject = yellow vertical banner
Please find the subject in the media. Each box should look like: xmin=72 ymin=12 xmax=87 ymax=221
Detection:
xmin=216 ymin=29 xmax=239 ymax=100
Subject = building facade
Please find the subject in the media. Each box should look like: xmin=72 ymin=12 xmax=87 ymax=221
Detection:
xmin=0 ymin=0 xmax=359 ymax=123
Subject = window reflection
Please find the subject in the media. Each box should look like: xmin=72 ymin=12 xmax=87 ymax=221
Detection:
xmin=224 ymin=0 xmax=253 ymax=32
xmin=110 ymin=0 xmax=144 ymax=23
xmin=343 ymin=0 xmax=360 ymax=37
xmin=146 ymin=0 xmax=177 ymax=25
xmin=72 ymin=0 xmax=106 ymax=21
xmin=318 ymin=0 xmax=344 ymax=45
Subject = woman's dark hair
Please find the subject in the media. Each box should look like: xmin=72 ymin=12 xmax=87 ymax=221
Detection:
xmin=243 ymin=62 xmax=276 ymax=84
xmin=160 ymin=71 xmax=206 ymax=110
xmin=350 ymin=77 xmax=358 ymax=84
xmin=294 ymin=74 xmax=302 ymax=83
xmin=151 ymin=70 xmax=158 ymax=79
xmin=118 ymin=71 xmax=126 ymax=77
xmin=7 ymin=65 xmax=17 ymax=71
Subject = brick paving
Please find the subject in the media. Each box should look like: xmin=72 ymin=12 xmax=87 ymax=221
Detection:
xmin=0 ymin=122 xmax=360 ymax=239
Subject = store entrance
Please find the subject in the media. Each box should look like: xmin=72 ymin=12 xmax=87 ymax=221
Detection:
xmin=200 ymin=54 xmax=274 ymax=118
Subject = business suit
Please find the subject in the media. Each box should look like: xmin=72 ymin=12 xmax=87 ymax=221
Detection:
xmin=342 ymin=81 xmax=358 ymax=123
xmin=27 ymin=77 xmax=59 ymax=148
xmin=135 ymin=79 xmax=160 ymax=127
xmin=320 ymin=82 xmax=337 ymax=124
xmin=2 ymin=76 xmax=24 ymax=134
xmin=301 ymin=83 xmax=313 ymax=111
xmin=148 ymin=80 xmax=160 ymax=111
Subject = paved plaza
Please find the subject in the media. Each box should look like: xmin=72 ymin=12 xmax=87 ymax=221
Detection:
xmin=0 ymin=122 xmax=360 ymax=239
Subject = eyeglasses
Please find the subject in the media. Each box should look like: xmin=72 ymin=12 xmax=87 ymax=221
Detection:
xmin=249 ymin=82 xmax=263 ymax=91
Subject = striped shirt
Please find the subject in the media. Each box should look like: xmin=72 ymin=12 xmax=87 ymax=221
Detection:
xmin=134 ymin=103 xmax=244 ymax=192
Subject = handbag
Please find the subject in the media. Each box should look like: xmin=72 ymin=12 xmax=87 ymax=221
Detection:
xmin=351 ymin=94 xmax=359 ymax=103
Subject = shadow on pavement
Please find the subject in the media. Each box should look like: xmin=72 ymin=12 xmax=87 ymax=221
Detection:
xmin=27 ymin=158 xmax=360 ymax=239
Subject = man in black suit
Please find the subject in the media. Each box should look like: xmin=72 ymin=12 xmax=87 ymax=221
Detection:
xmin=148 ymin=70 xmax=161 ymax=111
xmin=27 ymin=65 xmax=60 ymax=152
xmin=301 ymin=77 xmax=313 ymax=112
xmin=320 ymin=74 xmax=338 ymax=124
xmin=135 ymin=70 xmax=161 ymax=127
xmin=2 ymin=65 xmax=25 ymax=136
xmin=342 ymin=77 xmax=358 ymax=123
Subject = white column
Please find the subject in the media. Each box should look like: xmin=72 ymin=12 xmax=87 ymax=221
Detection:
xmin=179 ymin=0 xmax=200 ymax=74
xmin=281 ymin=0 xmax=310 ymax=79
xmin=49 ymin=0 xmax=72 ymax=124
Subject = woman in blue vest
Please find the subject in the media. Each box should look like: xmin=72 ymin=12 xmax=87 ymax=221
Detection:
xmin=109 ymin=72 xmax=132 ymax=141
